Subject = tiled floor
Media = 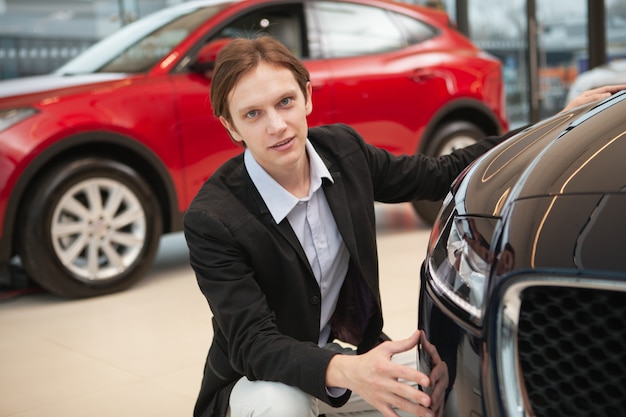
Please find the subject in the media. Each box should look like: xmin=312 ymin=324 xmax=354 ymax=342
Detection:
xmin=0 ymin=203 xmax=431 ymax=417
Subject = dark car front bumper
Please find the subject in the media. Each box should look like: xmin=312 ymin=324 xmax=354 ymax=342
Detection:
xmin=418 ymin=263 xmax=626 ymax=417
xmin=418 ymin=265 xmax=484 ymax=417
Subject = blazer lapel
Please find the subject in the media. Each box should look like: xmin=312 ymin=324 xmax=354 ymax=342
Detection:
xmin=322 ymin=172 xmax=360 ymax=266
xmin=243 ymin=172 xmax=315 ymax=277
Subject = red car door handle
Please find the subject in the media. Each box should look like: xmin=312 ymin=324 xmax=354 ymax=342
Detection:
xmin=410 ymin=69 xmax=438 ymax=83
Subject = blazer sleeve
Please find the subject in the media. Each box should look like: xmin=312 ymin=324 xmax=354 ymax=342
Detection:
xmin=325 ymin=123 xmax=528 ymax=204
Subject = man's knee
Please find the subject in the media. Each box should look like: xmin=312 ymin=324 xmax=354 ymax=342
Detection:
xmin=229 ymin=378 xmax=318 ymax=417
xmin=259 ymin=383 xmax=315 ymax=417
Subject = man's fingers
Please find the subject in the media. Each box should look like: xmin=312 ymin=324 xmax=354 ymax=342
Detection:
xmin=589 ymin=84 xmax=626 ymax=95
xmin=562 ymin=84 xmax=626 ymax=113
xmin=381 ymin=330 xmax=420 ymax=355
xmin=392 ymin=379 xmax=432 ymax=408
xmin=387 ymin=392 xmax=434 ymax=417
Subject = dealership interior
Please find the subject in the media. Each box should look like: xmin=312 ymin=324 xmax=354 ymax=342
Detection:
xmin=1 ymin=1 xmax=625 ymax=416
xmin=1 ymin=0 xmax=624 ymax=125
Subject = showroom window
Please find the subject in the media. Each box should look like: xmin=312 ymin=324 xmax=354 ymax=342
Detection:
xmin=418 ymin=0 xmax=626 ymax=126
xmin=1 ymin=0 xmax=623 ymax=126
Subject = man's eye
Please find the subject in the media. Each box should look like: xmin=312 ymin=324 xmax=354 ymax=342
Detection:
xmin=246 ymin=110 xmax=258 ymax=119
xmin=279 ymin=97 xmax=292 ymax=106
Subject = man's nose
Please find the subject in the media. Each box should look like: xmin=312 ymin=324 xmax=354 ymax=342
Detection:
xmin=266 ymin=109 xmax=287 ymax=134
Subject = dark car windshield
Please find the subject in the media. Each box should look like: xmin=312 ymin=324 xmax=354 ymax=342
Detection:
xmin=55 ymin=2 xmax=229 ymax=75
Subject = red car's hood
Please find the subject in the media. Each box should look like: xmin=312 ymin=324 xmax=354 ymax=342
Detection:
xmin=0 ymin=73 xmax=130 ymax=101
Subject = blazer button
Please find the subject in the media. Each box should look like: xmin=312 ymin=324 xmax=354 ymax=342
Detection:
xmin=310 ymin=296 xmax=321 ymax=305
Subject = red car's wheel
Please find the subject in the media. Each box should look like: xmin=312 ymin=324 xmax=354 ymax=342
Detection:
xmin=413 ymin=121 xmax=485 ymax=225
xmin=17 ymin=157 xmax=162 ymax=298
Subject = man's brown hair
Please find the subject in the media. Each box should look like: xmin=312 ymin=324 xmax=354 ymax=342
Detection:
xmin=210 ymin=35 xmax=311 ymax=127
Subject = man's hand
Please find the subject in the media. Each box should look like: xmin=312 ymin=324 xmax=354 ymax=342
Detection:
xmin=560 ymin=84 xmax=626 ymax=113
xmin=326 ymin=331 xmax=433 ymax=417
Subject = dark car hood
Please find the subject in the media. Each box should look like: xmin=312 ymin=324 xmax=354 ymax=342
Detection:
xmin=459 ymin=91 xmax=626 ymax=218
xmin=455 ymin=91 xmax=626 ymax=272
xmin=0 ymin=73 xmax=129 ymax=101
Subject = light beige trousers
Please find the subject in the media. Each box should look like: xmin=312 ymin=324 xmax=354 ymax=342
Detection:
xmin=227 ymin=349 xmax=417 ymax=417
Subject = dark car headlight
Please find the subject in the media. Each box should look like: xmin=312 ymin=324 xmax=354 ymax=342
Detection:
xmin=0 ymin=107 xmax=39 ymax=132
xmin=426 ymin=192 xmax=498 ymax=323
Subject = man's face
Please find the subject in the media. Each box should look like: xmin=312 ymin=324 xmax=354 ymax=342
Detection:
xmin=220 ymin=62 xmax=312 ymax=178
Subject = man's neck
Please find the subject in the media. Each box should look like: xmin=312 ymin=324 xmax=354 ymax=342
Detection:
xmin=274 ymin=155 xmax=311 ymax=198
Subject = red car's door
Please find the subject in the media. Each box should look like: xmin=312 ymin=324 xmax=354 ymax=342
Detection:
xmin=311 ymin=0 xmax=456 ymax=155
xmin=170 ymin=71 xmax=241 ymax=209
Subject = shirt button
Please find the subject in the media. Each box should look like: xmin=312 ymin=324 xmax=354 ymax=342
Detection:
xmin=310 ymin=296 xmax=321 ymax=305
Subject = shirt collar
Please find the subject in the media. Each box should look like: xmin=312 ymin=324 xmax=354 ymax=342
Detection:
xmin=244 ymin=139 xmax=334 ymax=224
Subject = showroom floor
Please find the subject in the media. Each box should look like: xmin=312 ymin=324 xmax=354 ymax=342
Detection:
xmin=0 ymin=203 xmax=430 ymax=417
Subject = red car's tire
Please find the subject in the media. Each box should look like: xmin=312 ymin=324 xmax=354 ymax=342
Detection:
xmin=413 ymin=121 xmax=485 ymax=225
xmin=16 ymin=157 xmax=162 ymax=298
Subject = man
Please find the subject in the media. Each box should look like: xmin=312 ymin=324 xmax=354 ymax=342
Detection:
xmin=183 ymin=35 xmax=624 ymax=417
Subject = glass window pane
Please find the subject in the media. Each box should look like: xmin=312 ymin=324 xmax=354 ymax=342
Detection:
xmin=395 ymin=13 xmax=438 ymax=44
xmin=537 ymin=0 xmax=587 ymax=118
xmin=466 ymin=0 xmax=530 ymax=126
xmin=608 ymin=1 xmax=626 ymax=61
xmin=568 ymin=1 xmax=626 ymax=102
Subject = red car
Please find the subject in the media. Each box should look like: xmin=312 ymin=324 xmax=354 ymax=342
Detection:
xmin=0 ymin=0 xmax=507 ymax=298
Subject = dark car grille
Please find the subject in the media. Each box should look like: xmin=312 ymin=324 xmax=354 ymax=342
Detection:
xmin=517 ymin=286 xmax=626 ymax=417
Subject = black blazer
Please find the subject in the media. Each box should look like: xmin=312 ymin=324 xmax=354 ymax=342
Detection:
xmin=183 ymin=123 xmax=514 ymax=417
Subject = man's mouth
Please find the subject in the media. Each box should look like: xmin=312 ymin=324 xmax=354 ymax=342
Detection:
xmin=271 ymin=137 xmax=294 ymax=148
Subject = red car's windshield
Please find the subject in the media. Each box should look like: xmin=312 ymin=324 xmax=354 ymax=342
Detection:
xmin=55 ymin=2 xmax=227 ymax=75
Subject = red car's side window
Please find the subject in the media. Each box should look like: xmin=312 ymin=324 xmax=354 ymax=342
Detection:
xmin=315 ymin=1 xmax=405 ymax=58
xmin=213 ymin=4 xmax=307 ymax=59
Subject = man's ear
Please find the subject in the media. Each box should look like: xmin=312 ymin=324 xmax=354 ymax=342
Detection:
xmin=305 ymin=81 xmax=313 ymax=115
xmin=219 ymin=116 xmax=243 ymax=143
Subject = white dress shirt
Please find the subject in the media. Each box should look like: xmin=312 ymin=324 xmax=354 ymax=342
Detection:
xmin=244 ymin=140 xmax=350 ymax=347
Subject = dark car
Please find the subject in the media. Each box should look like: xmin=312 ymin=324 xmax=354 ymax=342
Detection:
xmin=0 ymin=0 xmax=507 ymax=298
xmin=418 ymin=90 xmax=626 ymax=417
